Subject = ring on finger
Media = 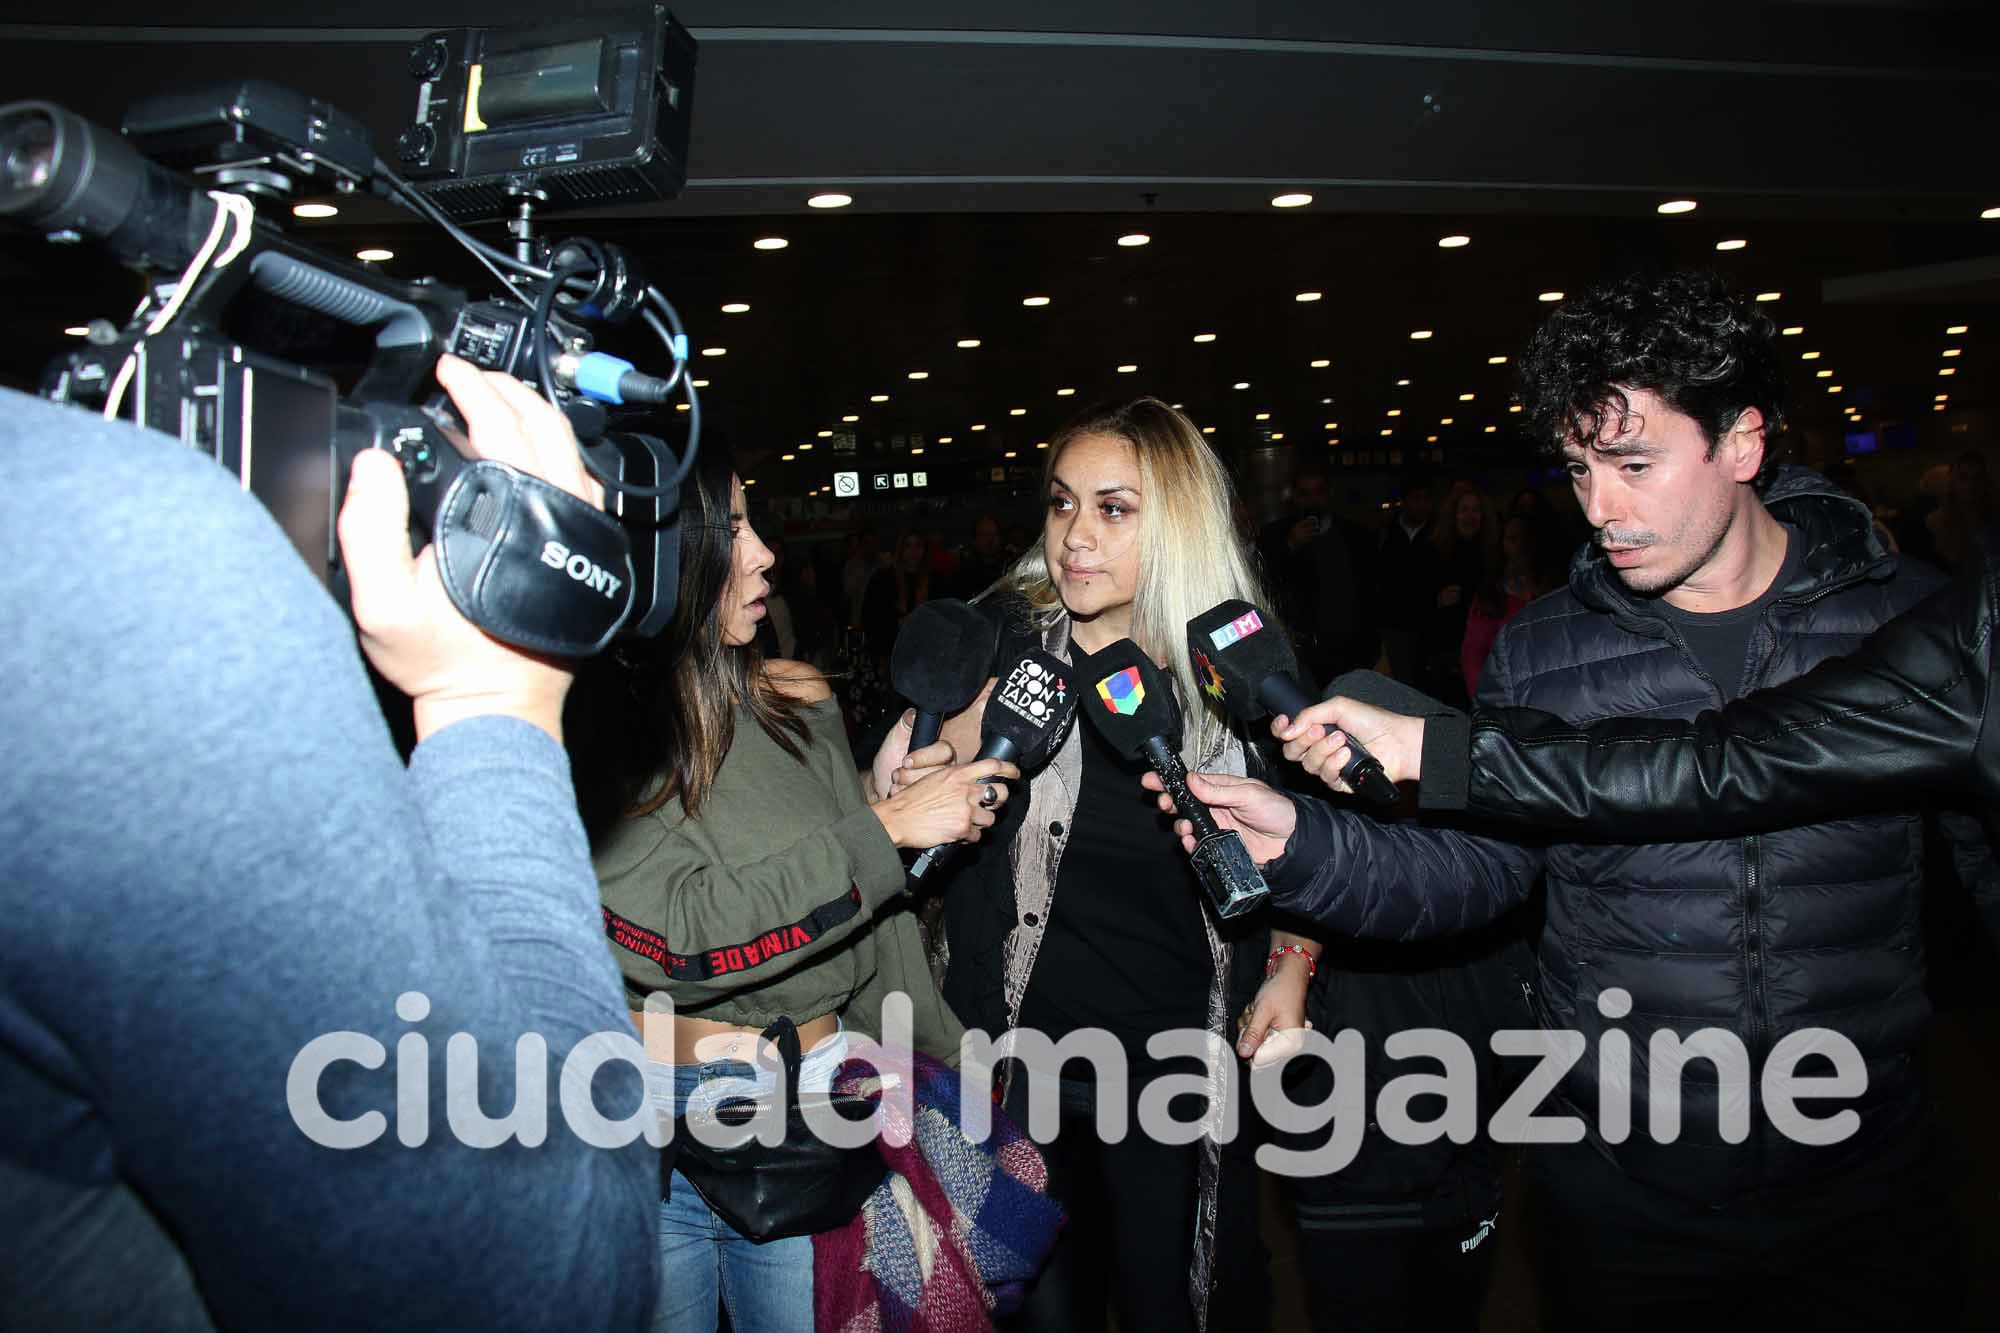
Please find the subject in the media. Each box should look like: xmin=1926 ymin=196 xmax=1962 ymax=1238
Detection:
xmin=978 ymin=783 xmax=1000 ymax=810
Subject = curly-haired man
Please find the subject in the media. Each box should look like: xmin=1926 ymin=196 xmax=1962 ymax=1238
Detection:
xmin=1188 ymin=271 xmax=1976 ymax=1330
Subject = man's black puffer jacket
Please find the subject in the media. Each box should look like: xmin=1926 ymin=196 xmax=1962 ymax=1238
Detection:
xmin=1418 ymin=531 xmax=1999 ymax=941
xmin=1266 ymin=467 xmax=1949 ymax=1204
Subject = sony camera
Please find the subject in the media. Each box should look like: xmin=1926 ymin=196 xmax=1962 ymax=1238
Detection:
xmin=0 ymin=5 xmax=699 ymax=651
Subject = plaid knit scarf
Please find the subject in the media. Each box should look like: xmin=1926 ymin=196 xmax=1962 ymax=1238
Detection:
xmin=813 ymin=1050 xmax=1063 ymax=1332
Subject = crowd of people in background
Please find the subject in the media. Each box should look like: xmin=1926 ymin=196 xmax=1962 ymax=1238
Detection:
xmin=758 ymin=448 xmax=1993 ymax=748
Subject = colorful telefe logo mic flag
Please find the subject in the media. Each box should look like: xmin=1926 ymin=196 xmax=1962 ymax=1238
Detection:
xmin=1095 ymin=665 xmax=1145 ymax=715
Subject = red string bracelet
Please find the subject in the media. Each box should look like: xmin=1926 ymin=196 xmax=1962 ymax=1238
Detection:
xmin=1266 ymin=943 xmax=1318 ymax=980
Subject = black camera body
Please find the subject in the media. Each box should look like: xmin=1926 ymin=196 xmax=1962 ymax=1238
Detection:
xmin=0 ymin=6 xmax=699 ymax=648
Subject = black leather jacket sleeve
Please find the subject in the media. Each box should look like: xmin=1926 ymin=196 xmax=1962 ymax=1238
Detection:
xmin=1418 ymin=543 xmax=1997 ymax=839
xmin=1262 ymin=792 xmax=1544 ymax=942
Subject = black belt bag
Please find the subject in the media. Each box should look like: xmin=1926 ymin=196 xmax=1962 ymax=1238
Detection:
xmin=669 ymin=1016 xmax=887 ymax=1243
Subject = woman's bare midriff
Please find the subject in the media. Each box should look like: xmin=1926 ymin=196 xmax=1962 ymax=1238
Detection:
xmin=629 ymin=1010 xmax=841 ymax=1065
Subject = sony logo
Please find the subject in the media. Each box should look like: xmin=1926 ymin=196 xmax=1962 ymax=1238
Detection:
xmin=540 ymin=541 xmax=624 ymax=599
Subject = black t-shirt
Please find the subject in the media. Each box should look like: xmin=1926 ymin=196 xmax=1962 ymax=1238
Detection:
xmin=1016 ymin=716 xmax=1215 ymax=1056
xmin=1651 ymin=526 xmax=1802 ymax=702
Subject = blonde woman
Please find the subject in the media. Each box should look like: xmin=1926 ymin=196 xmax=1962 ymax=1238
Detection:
xmin=929 ymin=398 xmax=1318 ymax=1332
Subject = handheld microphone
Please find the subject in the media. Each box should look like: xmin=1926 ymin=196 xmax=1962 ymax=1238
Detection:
xmin=1076 ymin=639 xmax=1270 ymax=919
xmin=908 ymin=647 xmax=1078 ymax=883
xmin=889 ymin=599 xmax=1000 ymax=751
xmin=1187 ymin=600 xmax=1399 ymax=806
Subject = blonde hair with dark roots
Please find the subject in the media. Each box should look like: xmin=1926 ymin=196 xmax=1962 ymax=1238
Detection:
xmin=996 ymin=397 xmax=1274 ymax=767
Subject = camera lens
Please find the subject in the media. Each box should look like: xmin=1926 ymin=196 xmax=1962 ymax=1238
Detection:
xmin=0 ymin=110 xmax=56 ymax=197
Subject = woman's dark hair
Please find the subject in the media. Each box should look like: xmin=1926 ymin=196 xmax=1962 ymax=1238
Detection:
xmin=1517 ymin=270 xmax=1788 ymax=488
xmin=566 ymin=447 xmax=808 ymax=840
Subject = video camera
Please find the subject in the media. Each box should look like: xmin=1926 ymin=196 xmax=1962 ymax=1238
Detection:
xmin=0 ymin=4 xmax=699 ymax=653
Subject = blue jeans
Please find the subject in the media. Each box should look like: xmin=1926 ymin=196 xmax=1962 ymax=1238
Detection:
xmin=647 ymin=1029 xmax=847 ymax=1332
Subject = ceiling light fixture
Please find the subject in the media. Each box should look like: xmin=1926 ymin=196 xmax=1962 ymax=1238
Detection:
xmin=1254 ymin=412 xmax=1271 ymax=421
xmin=1715 ymin=238 xmax=1747 ymax=251
xmin=1484 ymin=425 xmax=1498 ymax=433
xmin=1010 ymin=407 xmax=1027 ymax=415
xmin=841 ymin=414 xmax=858 ymax=423
xmin=907 ymin=370 xmax=928 ymax=379
xmin=1827 ymin=385 xmax=1842 ymax=393
xmin=1801 ymin=351 xmax=1821 ymax=360
xmin=1296 ymin=291 xmax=1323 ymax=303
xmin=1386 ymin=409 xmax=1402 ymax=418
xmin=1936 ymin=394 xmax=1950 ymax=401
xmin=1396 ymin=378 xmax=1411 ymax=387
xmin=1427 ymin=435 xmax=1439 ymax=443
xmin=1940 ymin=367 xmax=1957 ymax=376
xmin=1440 ymin=417 xmax=1455 ymax=426
xmin=720 ymin=302 xmax=750 ymax=314
xmin=1037 ymin=441 xmax=1050 ymax=448
xmin=1022 ymin=295 xmax=1051 ymax=307
xmin=1943 ymin=348 xmax=1962 ymax=357
xmin=356 ymin=248 xmax=394 ymax=262
xmin=701 ymin=346 xmax=726 ymax=357
xmin=1410 ymin=329 xmax=1433 ymax=340
xmin=938 ymin=435 xmax=954 ymax=444
xmin=1816 ymin=370 xmax=1832 ymax=378
xmin=1946 ymin=324 xmax=1970 ymax=335
xmin=799 ymin=443 xmax=813 ymax=451
xmin=911 ymin=447 xmax=925 ymax=456
xmin=1323 ymin=422 xmax=1338 ymax=430
xmin=1233 ymin=381 xmax=1250 ymax=390
xmin=870 ymin=393 xmax=889 ymax=402
xmin=691 ymin=379 xmax=709 ymax=388
xmin=1488 ymin=355 xmax=1508 ymax=365
xmin=1310 ymin=358 xmax=1331 ymax=368
xmin=1782 ymin=326 xmax=1804 ymax=336
xmin=1538 ymin=291 xmax=1564 ymax=302
xmin=970 ymin=423 xmax=986 ymax=431
xmin=817 ymin=429 xmax=833 ymax=437
xmin=1755 ymin=291 xmax=1782 ymax=302
xmin=1270 ymin=432 xmax=1285 ymax=441
xmin=1201 ymin=427 xmax=1215 ymax=435
xmin=781 ymin=453 xmax=795 ymax=461
xmin=1003 ymin=450 xmax=1018 ymax=459
xmin=63 ymin=324 xmax=90 ymax=336
xmin=1459 ymin=392 xmax=1475 ymax=401
xmin=292 ymin=202 xmax=338 ymax=219
xmin=753 ymin=236 xmax=789 ymax=251
xmin=1057 ymin=387 xmax=1075 ymax=396
xmin=956 ymin=338 xmax=981 ymax=348
xmin=1193 ymin=332 xmax=1217 ymax=343
xmin=1982 ymin=206 xmax=2000 ymax=220
xmin=1380 ymin=428 xmax=1393 ymax=437
xmin=1271 ymin=192 xmax=1313 ymax=208
xmin=1117 ymin=233 xmax=1150 ymax=247
xmin=806 ymin=192 xmax=852 ymax=208
xmin=1509 ymin=404 xmax=1523 ymax=413
xmin=1116 ymin=363 xmax=1138 ymax=373
xmin=1438 ymin=234 xmax=1470 ymax=249
xmin=1657 ymin=199 xmax=1698 ymax=215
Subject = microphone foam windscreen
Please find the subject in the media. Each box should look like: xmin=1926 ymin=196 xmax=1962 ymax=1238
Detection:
xmin=1077 ymin=638 xmax=1182 ymax=760
xmin=1322 ymin=668 xmax=1464 ymax=720
xmin=983 ymin=648 xmax=1079 ymax=768
xmin=890 ymin=599 xmax=1000 ymax=714
xmin=1186 ymin=599 xmax=1298 ymax=721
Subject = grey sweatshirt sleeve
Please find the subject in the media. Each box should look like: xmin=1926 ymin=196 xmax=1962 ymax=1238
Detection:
xmin=0 ymin=395 xmax=656 ymax=1333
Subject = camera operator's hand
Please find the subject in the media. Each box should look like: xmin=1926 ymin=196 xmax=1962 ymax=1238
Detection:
xmin=339 ymin=355 xmax=604 ymax=743
xmin=873 ymin=758 xmax=1021 ymax=850
xmin=1140 ymin=770 xmax=1297 ymax=864
xmin=1276 ymin=696 xmax=1426 ymax=790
